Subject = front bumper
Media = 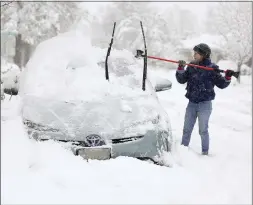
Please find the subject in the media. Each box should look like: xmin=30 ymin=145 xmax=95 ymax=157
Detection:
xmin=111 ymin=130 xmax=167 ymax=159
xmin=24 ymin=120 xmax=171 ymax=162
xmin=72 ymin=146 xmax=112 ymax=160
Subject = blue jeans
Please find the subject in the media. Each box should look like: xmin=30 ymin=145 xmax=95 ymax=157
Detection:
xmin=181 ymin=101 xmax=212 ymax=152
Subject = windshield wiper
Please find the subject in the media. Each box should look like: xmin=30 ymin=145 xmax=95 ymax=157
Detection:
xmin=105 ymin=22 xmax=116 ymax=81
xmin=105 ymin=21 xmax=147 ymax=91
xmin=140 ymin=21 xmax=147 ymax=91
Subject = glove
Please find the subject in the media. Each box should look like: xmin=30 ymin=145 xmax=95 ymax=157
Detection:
xmin=225 ymin=69 xmax=234 ymax=80
xmin=178 ymin=60 xmax=186 ymax=70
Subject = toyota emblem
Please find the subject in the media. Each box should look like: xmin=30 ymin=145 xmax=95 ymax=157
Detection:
xmin=86 ymin=134 xmax=103 ymax=147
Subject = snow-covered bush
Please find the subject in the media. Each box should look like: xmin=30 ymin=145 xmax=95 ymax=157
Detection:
xmin=1 ymin=57 xmax=21 ymax=96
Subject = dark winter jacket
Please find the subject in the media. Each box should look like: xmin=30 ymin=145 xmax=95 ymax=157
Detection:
xmin=176 ymin=58 xmax=231 ymax=103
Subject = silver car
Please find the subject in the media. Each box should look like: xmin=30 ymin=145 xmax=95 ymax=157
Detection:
xmin=19 ymin=32 xmax=174 ymax=166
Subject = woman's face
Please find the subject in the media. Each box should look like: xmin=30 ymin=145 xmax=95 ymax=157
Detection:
xmin=193 ymin=51 xmax=204 ymax=62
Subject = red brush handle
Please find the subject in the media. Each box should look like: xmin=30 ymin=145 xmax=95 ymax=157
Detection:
xmin=147 ymin=55 xmax=214 ymax=71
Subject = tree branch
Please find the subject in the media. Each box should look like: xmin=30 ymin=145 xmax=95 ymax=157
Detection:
xmin=1 ymin=1 xmax=13 ymax=7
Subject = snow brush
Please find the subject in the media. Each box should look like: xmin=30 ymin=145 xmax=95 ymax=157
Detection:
xmin=135 ymin=49 xmax=240 ymax=79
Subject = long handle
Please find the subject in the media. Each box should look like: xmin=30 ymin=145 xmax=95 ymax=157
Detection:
xmin=147 ymin=55 xmax=216 ymax=71
xmin=135 ymin=50 xmax=240 ymax=78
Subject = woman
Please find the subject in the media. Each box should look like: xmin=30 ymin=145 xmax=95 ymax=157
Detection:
xmin=176 ymin=43 xmax=234 ymax=155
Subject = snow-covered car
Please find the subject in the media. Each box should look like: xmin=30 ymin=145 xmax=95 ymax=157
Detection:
xmin=1 ymin=58 xmax=20 ymax=98
xmin=19 ymin=30 xmax=174 ymax=165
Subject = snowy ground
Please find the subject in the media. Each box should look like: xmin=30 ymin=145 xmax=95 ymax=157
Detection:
xmin=1 ymin=70 xmax=252 ymax=204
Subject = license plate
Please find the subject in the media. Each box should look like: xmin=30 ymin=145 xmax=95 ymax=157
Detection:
xmin=77 ymin=147 xmax=111 ymax=160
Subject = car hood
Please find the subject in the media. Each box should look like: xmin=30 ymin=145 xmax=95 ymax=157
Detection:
xmin=21 ymin=94 xmax=161 ymax=141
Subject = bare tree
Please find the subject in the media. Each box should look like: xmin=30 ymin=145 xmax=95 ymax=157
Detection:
xmin=206 ymin=2 xmax=252 ymax=83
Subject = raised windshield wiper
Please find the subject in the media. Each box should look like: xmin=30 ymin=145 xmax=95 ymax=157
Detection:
xmin=105 ymin=22 xmax=116 ymax=81
xmin=134 ymin=22 xmax=148 ymax=91
xmin=140 ymin=21 xmax=147 ymax=91
xmin=105 ymin=21 xmax=147 ymax=91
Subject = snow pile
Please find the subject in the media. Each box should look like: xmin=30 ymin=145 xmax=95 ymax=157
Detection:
xmin=2 ymin=69 xmax=251 ymax=204
xmin=2 ymin=32 xmax=251 ymax=204
xmin=1 ymin=57 xmax=21 ymax=90
xmin=19 ymin=32 xmax=151 ymax=103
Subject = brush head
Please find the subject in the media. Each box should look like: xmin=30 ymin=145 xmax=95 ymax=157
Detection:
xmin=135 ymin=49 xmax=144 ymax=58
xmin=232 ymin=71 xmax=240 ymax=79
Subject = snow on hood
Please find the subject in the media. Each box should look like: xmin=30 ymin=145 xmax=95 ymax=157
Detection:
xmin=21 ymin=93 xmax=160 ymax=140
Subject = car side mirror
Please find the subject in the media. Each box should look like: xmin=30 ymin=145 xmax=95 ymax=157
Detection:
xmin=154 ymin=78 xmax=172 ymax=92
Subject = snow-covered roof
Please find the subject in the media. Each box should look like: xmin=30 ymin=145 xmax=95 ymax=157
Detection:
xmin=181 ymin=34 xmax=224 ymax=50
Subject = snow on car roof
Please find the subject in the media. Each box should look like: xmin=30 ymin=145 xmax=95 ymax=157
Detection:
xmin=19 ymin=31 xmax=153 ymax=102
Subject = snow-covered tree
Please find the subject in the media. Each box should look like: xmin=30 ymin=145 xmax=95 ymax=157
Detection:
xmin=94 ymin=3 xmax=199 ymax=69
xmin=160 ymin=5 xmax=199 ymax=41
xmin=205 ymin=2 xmax=252 ymax=82
xmin=1 ymin=1 xmax=83 ymax=44
xmin=102 ymin=2 xmax=152 ymax=50
xmin=1 ymin=1 xmax=85 ymax=68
